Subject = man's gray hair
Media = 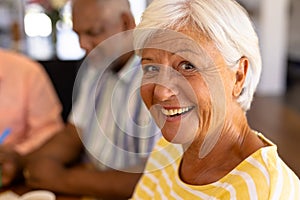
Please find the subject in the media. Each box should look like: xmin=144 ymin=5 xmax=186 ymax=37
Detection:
xmin=134 ymin=0 xmax=262 ymax=111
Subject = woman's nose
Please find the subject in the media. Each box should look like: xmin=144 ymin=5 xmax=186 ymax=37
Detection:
xmin=153 ymin=70 xmax=178 ymax=102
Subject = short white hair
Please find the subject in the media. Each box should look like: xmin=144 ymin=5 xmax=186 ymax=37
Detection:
xmin=134 ymin=0 xmax=262 ymax=111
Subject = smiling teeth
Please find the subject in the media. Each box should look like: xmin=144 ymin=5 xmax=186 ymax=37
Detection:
xmin=161 ymin=107 xmax=192 ymax=116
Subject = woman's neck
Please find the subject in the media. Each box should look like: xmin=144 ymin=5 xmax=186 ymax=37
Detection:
xmin=179 ymin=111 xmax=265 ymax=185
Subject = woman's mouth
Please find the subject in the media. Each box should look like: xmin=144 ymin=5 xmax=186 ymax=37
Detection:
xmin=161 ymin=106 xmax=194 ymax=118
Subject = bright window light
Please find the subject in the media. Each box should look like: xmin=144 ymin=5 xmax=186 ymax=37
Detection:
xmin=128 ymin=0 xmax=147 ymax=24
xmin=24 ymin=12 xmax=52 ymax=37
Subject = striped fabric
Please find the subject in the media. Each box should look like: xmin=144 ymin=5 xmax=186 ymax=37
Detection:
xmin=70 ymin=56 xmax=161 ymax=171
xmin=132 ymin=133 xmax=300 ymax=199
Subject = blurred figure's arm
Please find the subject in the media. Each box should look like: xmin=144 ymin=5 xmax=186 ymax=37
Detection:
xmin=24 ymin=123 xmax=142 ymax=199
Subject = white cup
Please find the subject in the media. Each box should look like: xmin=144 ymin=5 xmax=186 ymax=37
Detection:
xmin=19 ymin=190 xmax=56 ymax=200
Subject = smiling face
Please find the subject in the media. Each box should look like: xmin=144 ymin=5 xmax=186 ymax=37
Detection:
xmin=140 ymin=29 xmax=238 ymax=147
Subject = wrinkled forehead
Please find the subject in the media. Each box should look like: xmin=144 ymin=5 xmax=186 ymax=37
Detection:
xmin=136 ymin=29 xmax=215 ymax=66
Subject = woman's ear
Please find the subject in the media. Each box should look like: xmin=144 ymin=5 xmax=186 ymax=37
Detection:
xmin=121 ymin=12 xmax=136 ymax=30
xmin=233 ymin=57 xmax=248 ymax=97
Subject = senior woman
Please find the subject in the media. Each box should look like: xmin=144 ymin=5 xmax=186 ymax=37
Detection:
xmin=131 ymin=0 xmax=300 ymax=199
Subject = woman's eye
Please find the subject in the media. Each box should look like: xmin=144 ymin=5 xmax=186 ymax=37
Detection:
xmin=143 ymin=65 xmax=159 ymax=73
xmin=180 ymin=62 xmax=195 ymax=70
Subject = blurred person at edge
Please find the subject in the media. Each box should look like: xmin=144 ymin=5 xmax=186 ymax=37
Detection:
xmin=131 ymin=0 xmax=300 ymax=199
xmin=0 ymin=48 xmax=63 ymax=186
xmin=20 ymin=0 xmax=160 ymax=199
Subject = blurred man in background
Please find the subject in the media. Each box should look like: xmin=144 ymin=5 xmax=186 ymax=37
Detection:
xmin=21 ymin=0 xmax=160 ymax=199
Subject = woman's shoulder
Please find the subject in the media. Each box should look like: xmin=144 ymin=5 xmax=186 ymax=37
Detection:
xmin=232 ymin=133 xmax=300 ymax=199
xmin=240 ymin=132 xmax=298 ymax=181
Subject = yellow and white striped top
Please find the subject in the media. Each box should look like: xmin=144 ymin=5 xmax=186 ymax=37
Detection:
xmin=132 ymin=133 xmax=300 ymax=199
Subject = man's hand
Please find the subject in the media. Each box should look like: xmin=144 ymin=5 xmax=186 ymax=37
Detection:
xmin=24 ymin=156 xmax=67 ymax=191
xmin=0 ymin=146 xmax=22 ymax=186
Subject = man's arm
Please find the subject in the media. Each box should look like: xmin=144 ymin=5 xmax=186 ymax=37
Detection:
xmin=0 ymin=123 xmax=82 ymax=187
xmin=25 ymin=123 xmax=83 ymax=164
xmin=24 ymin=123 xmax=142 ymax=199
xmin=27 ymin=165 xmax=142 ymax=199
xmin=23 ymin=123 xmax=83 ymax=189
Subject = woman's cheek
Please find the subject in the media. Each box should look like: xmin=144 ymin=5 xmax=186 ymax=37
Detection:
xmin=140 ymin=84 xmax=153 ymax=109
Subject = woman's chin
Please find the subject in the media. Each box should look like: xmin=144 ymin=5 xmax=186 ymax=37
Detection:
xmin=162 ymin=128 xmax=195 ymax=145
